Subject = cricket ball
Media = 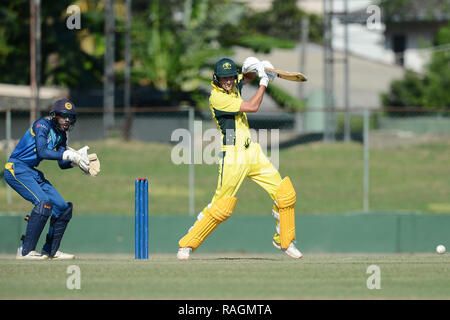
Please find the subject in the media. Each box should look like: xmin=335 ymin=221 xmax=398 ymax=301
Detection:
xmin=436 ymin=245 xmax=446 ymax=254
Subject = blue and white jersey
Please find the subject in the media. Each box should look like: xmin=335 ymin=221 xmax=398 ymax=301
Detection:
xmin=9 ymin=118 xmax=69 ymax=168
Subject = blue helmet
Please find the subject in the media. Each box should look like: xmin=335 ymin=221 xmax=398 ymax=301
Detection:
xmin=50 ymin=99 xmax=77 ymax=130
xmin=51 ymin=99 xmax=77 ymax=115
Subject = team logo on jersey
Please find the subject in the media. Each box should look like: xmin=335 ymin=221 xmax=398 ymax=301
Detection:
xmin=244 ymin=137 xmax=250 ymax=149
xmin=65 ymin=102 xmax=73 ymax=110
xmin=223 ymin=62 xmax=232 ymax=70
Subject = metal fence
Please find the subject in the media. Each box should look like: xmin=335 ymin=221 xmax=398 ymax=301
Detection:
xmin=1 ymin=107 xmax=449 ymax=216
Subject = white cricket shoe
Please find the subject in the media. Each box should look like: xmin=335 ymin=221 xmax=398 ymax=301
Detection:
xmin=16 ymin=247 xmax=47 ymax=260
xmin=272 ymin=235 xmax=303 ymax=259
xmin=177 ymin=247 xmax=192 ymax=261
xmin=42 ymin=250 xmax=75 ymax=260
xmin=283 ymin=242 xmax=303 ymax=259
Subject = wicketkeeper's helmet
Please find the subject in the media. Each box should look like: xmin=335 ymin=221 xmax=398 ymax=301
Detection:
xmin=49 ymin=98 xmax=77 ymax=130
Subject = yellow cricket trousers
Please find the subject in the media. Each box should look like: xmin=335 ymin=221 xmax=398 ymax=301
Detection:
xmin=178 ymin=142 xmax=288 ymax=250
xmin=213 ymin=142 xmax=281 ymax=202
xmin=203 ymin=142 xmax=282 ymax=219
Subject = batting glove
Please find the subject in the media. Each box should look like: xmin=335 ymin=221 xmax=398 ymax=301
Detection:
xmin=256 ymin=62 xmax=268 ymax=79
xmin=242 ymin=57 xmax=261 ymax=73
xmin=259 ymin=75 xmax=269 ymax=87
xmin=261 ymin=60 xmax=276 ymax=81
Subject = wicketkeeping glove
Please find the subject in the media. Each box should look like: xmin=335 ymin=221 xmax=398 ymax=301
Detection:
xmin=88 ymin=153 xmax=100 ymax=177
xmin=76 ymin=146 xmax=100 ymax=176
xmin=63 ymin=148 xmax=89 ymax=170
xmin=66 ymin=146 xmax=90 ymax=174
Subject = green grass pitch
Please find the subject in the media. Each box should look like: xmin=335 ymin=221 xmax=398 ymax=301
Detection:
xmin=1 ymin=253 xmax=449 ymax=300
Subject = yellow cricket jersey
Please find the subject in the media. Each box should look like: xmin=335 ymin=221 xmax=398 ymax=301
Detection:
xmin=209 ymin=74 xmax=251 ymax=150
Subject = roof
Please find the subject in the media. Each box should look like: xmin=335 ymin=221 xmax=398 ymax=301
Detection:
xmin=0 ymin=84 xmax=68 ymax=111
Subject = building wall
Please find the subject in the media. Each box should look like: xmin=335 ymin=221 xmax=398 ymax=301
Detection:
xmin=385 ymin=22 xmax=444 ymax=72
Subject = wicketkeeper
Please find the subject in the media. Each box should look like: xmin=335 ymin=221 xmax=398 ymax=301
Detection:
xmin=177 ymin=57 xmax=302 ymax=260
xmin=4 ymin=99 xmax=100 ymax=260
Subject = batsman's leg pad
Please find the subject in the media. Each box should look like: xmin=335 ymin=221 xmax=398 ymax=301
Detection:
xmin=49 ymin=202 xmax=73 ymax=257
xmin=22 ymin=201 xmax=52 ymax=255
xmin=275 ymin=177 xmax=296 ymax=249
xmin=188 ymin=204 xmax=210 ymax=233
xmin=179 ymin=197 xmax=237 ymax=251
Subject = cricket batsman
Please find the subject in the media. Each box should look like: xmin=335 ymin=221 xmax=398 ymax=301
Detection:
xmin=177 ymin=57 xmax=302 ymax=260
xmin=4 ymin=99 xmax=100 ymax=260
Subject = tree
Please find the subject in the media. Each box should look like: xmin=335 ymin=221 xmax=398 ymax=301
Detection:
xmin=423 ymin=23 xmax=450 ymax=107
xmin=381 ymin=71 xmax=426 ymax=116
xmin=379 ymin=0 xmax=450 ymax=23
xmin=0 ymin=0 xmax=307 ymax=109
xmin=0 ymin=1 xmax=103 ymax=87
xmin=381 ymin=22 xmax=450 ymax=115
xmin=131 ymin=0 xmax=244 ymax=106
xmin=220 ymin=0 xmax=322 ymax=53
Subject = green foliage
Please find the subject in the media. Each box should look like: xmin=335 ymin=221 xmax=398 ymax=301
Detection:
xmin=423 ymin=24 xmax=450 ymax=107
xmin=130 ymin=0 xmax=260 ymax=108
xmin=381 ymin=71 xmax=426 ymax=115
xmin=221 ymin=0 xmax=322 ymax=53
xmin=379 ymin=0 xmax=450 ymax=22
xmin=379 ymin=0 xmax=412 ymax=22
xmin=264 ymin=83 xmax=305 ymax=111
xmin=0 ymin=1 xmax=103 ymax=87
xmin=130 ymin=0 xmax=306 ymax=109
xmin=0 ymin=0 xmax=317 ymax=109
xmin=131 ymin=0 xmax=243 ymax=95
xmin=243 ymin=0 xmax=306 ymax=41
xmin=258 ymin=0 xmax=322 ymax=43
xmin=382 ymin=22 xmax=450 ymax=115
xmin=234 ymin=35 xmax=295 ymax=54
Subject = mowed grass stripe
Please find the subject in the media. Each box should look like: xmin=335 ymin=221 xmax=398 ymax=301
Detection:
xmin=0 ymin=253 xmax=449 ymax=299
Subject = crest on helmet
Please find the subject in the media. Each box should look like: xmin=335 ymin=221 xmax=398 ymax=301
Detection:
xmin=223 ymin=62 xmax=232 ymax=70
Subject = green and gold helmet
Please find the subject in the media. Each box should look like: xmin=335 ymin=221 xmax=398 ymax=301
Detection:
xmin=214 ymin=58 xmax=238 ymax=78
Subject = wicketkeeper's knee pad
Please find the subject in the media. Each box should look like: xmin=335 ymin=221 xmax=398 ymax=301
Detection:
xmin=22 ymin=200 xmax=52 ymax=255
xmin=275 ymin=177 xmax=296 ymax=249
xmin=48 ymin=202 xmax=73 ymax=257
xmin=179 ymin=197 xmax=237 ymax=251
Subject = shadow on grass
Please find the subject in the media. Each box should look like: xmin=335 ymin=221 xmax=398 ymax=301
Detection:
xmin=198 ymin=257 xmax=279 ymax=261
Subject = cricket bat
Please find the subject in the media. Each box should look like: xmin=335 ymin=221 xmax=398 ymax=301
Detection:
xmin=265 ymin=67 xmax=308 ymax=82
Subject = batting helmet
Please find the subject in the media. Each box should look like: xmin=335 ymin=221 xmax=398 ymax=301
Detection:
xmin=213 ymin=58 xmax=238 ymax=85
